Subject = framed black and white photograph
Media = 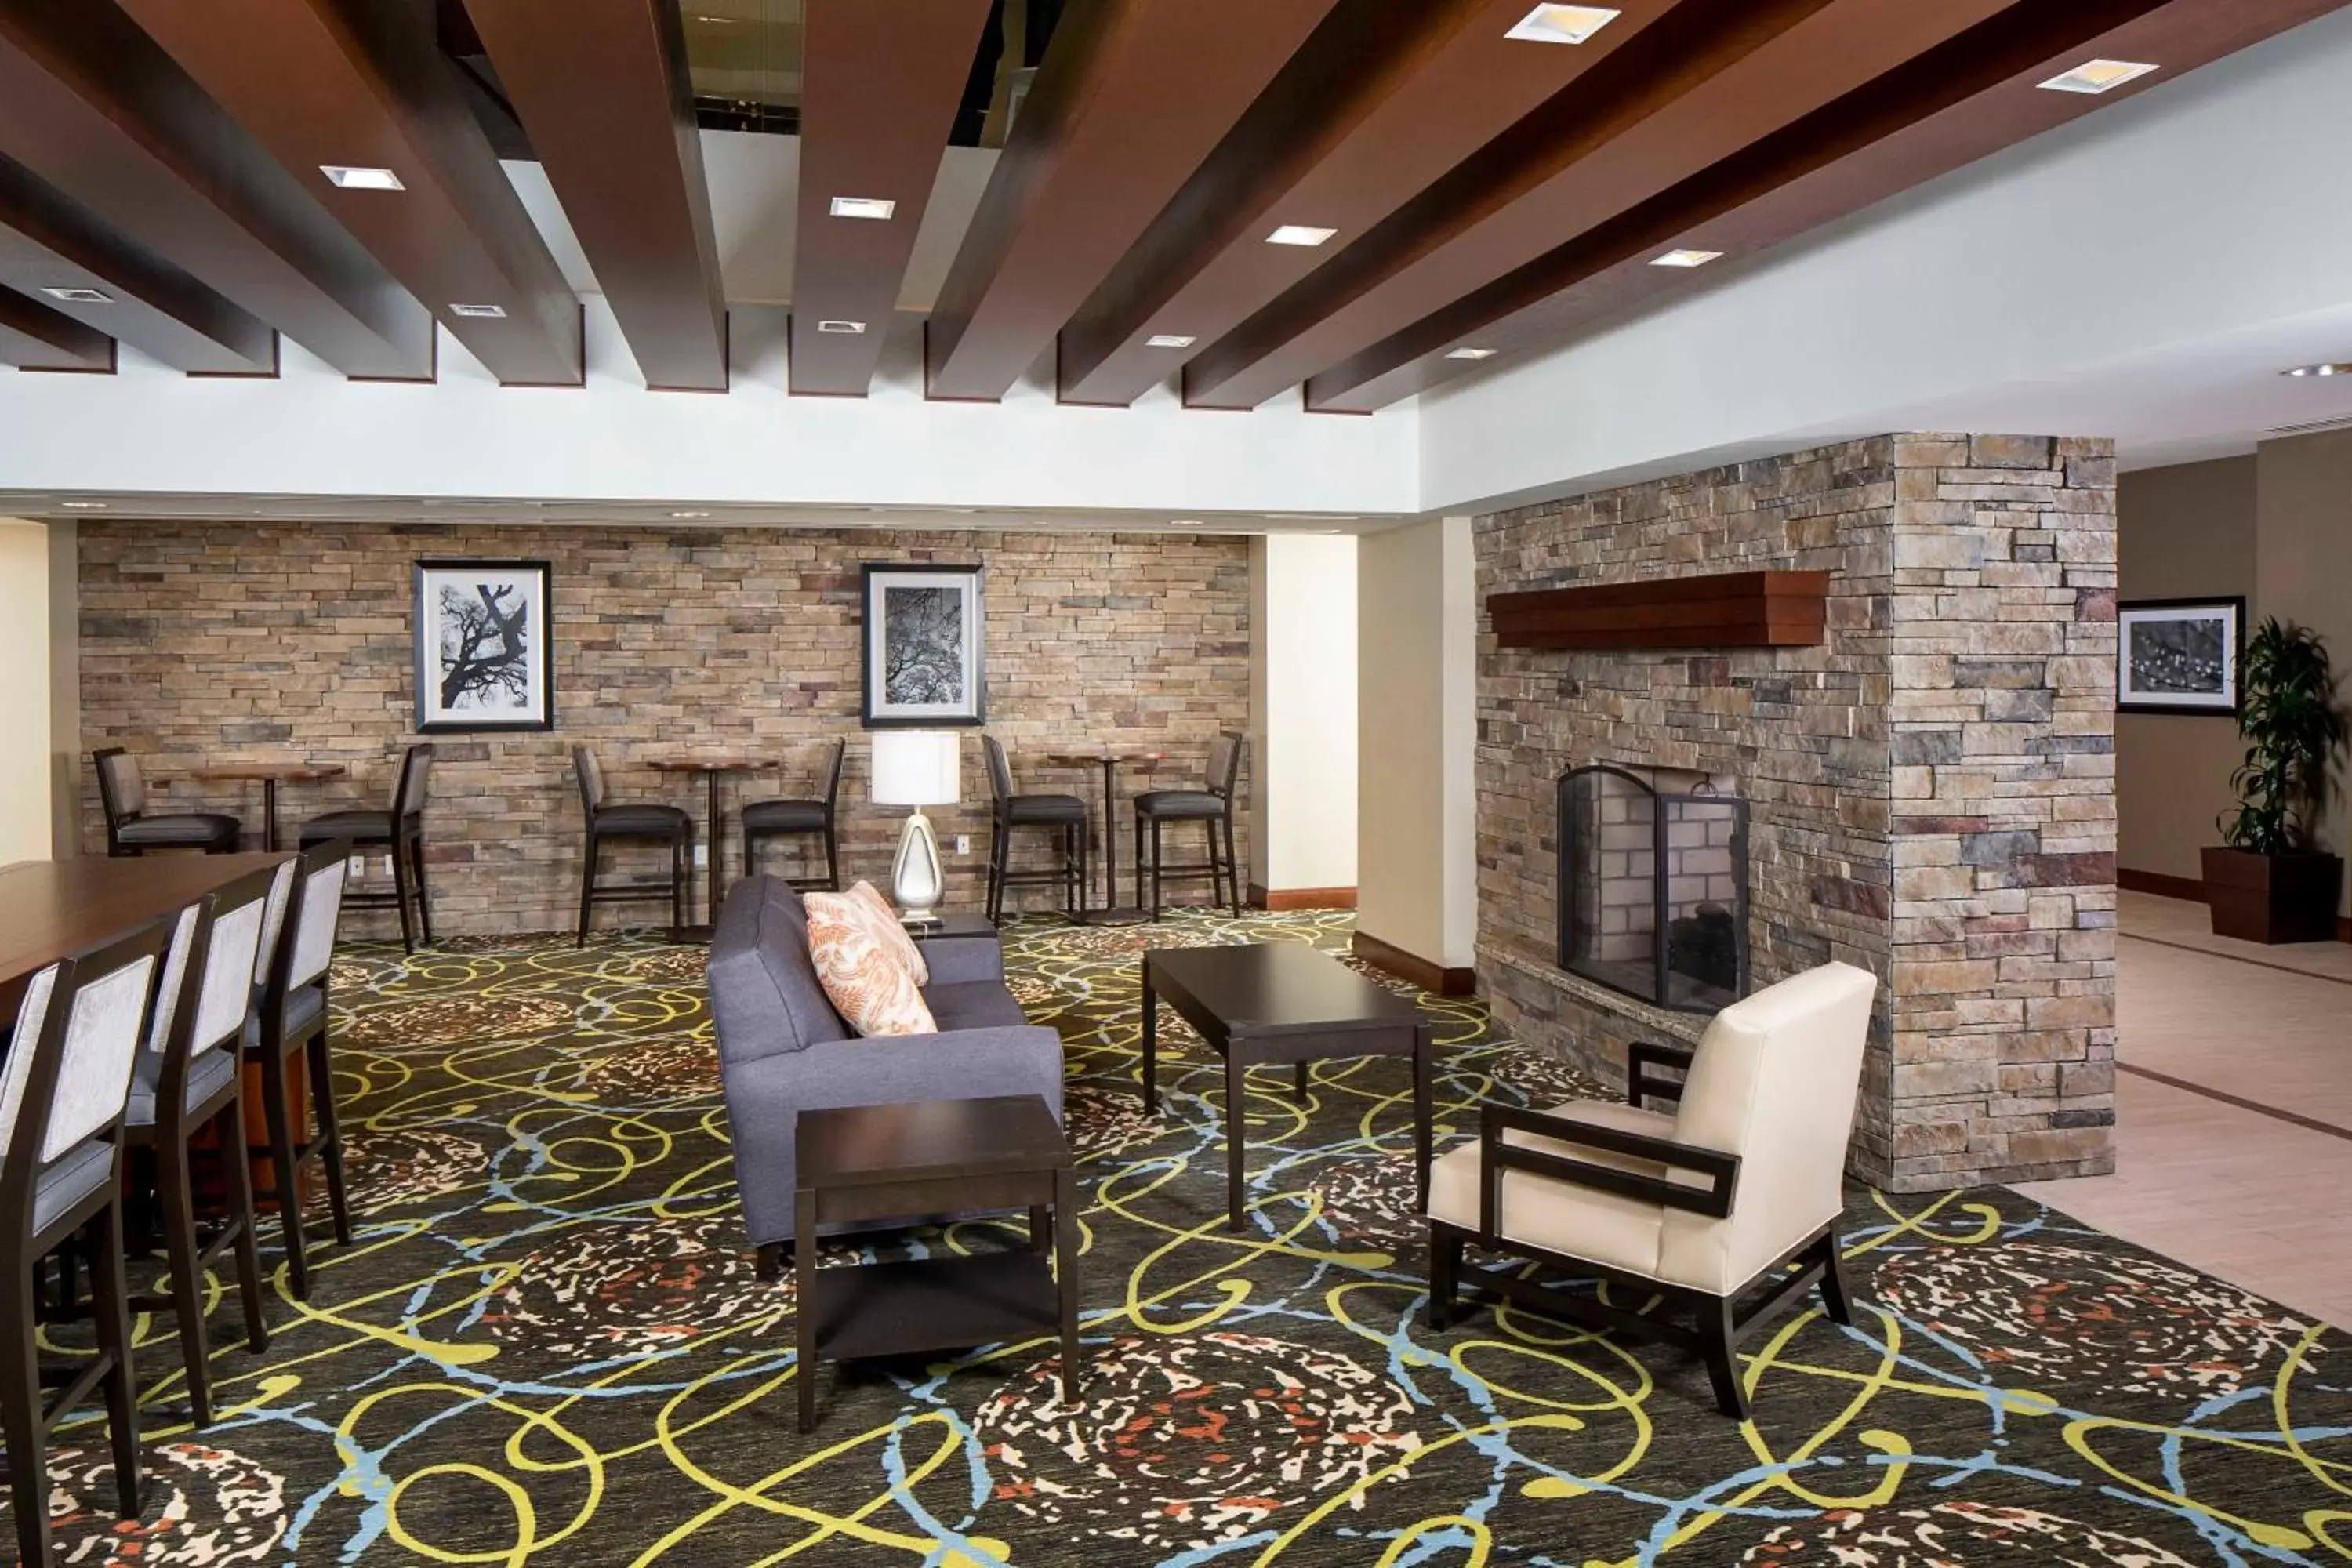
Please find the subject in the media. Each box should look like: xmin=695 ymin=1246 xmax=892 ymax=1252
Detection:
xmin=2117 ymin=597 xmax=2244 ymax=716
xmin=861 ymin=564 xmax=985 ymax=728
xmin=413 ymin=559 xmax=555 ymax=733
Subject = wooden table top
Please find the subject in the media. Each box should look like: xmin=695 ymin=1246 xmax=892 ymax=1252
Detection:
xmin=796 ymin=1095 xmax=1067 ymax=1188
xmin=189 ymin=760 xmax=347 ymax=783
xmin=645 ymin=755 xmax=771 ymax=774
xmin=1145 ymin=941 xmax=1422 ymax=1034
xmin=1037 ymin=749 xmax=1171 ymax=765
xmin=0 ymin=851 xmax=290 ymax=1018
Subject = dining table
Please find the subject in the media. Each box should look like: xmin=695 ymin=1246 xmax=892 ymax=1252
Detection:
xmin=1038 ymin=748 xmax=1168 ymax=926
xmin=188 ymin=759 xmax=347 ymax=851
xmin=646 ymin=753 xmax=770 ymax=927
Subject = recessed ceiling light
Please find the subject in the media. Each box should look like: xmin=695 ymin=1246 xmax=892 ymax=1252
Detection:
xmin=816 ymin=319 xmax=867 ymax=335
xmin=1266 ymin=225 xmax=1338 ymax=248
xmin=449 ymin=303 xmax=506 ymax=318
xmin=2283 ymin=362 xmax=2352 ymax=378
xmin=60 ymin=500 xmax=107 ymax=510
xmin=1171 ymin=518 xmax=1205 ymax=527
xmin=1145 ymin=334 xmax=1198 ymax=349
xmin=1446 ymin=347 xmax=1497 ymax=361
xmin=320 ymin=165 xmax=404 ymax=191
xmin=671 ymin=510 xmax=713 ymax=519
xmin=1504 ymin=5 xmax=1621 ymax=45
xmin=829 ymin=196 xmax=897 ymax=220
xmin=1650 ymin=248 xmax=1725 ymax=269
xmin=40 ymin=285 xmax=113 ymax=304
xmin=2038 ymin=59 xmax=2159 ymax=95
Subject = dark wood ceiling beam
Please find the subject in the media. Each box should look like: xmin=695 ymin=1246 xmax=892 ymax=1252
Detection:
xmin=0 ymin=154 xmax=277 ymax=374
xmin=115 ymin=0 xmax=580 ymax=387
xmin=459 ymin=0 xmax=728 ymax=391
xmin=1317 ymin=0 xmax=2352 ymax=410
xmin=1058 ymin=0 xmax=1690 ymax=408
xmin=924 ymin=0 xmax=1345 ymax=403
xmin=0 ymin=0 xmax=432 ymax=380
xmin=1181 ymin=0 xmax=2013 ymax=411
xmin=0 ymin=281 xmax=111 ymax=369
xmin=790 ymin=0 xmax=993 ymax=397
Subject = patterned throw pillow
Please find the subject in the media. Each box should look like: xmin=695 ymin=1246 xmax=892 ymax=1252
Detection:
xmin=847 ymin=880 xmax=929 ymax=987
xmin=804 ymin=890 xmax=937 ymax=1037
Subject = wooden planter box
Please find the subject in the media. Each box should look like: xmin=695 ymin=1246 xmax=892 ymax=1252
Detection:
xmin=2201 ymin=847 xmax=2344 ymax=945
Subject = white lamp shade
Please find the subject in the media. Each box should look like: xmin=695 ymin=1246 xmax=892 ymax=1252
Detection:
xmin=869 ymin=731 xmax=961 ymax=807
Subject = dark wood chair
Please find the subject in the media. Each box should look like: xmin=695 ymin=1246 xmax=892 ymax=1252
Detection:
xmin=93 ymin=748 xmax=241 ymax=857
xmin=125 ymin=866 xmax=276 ymax=1427
xmin=2 ymin=922 xmax=172 ymax=1568
xmin=299 ymin=742 xmax=434 ymax=953
xmin=244 ymin=840 xmax=353 ymax=1302
xmin=573 ymin=746 xmax=693 ymax=945
xmin=1135 ymin=731 xmax=1244 ymax=920
xmin=741 ymin=737 xmax=844 ymax=892
xmin=982 ymin=735 xmax=1087 ymax=922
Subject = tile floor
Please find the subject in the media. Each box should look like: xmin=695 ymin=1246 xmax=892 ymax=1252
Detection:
xmin=2011 ymin=890 xmax=2352 ymax=1330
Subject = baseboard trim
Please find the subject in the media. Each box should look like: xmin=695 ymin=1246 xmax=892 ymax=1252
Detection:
xmin=1352 ymin=931 xmax=1476 ymax=996
xmin=1249 ymin=884 xmax=1357 ymax=912
xmin=2119 ymin=865 xmax=2352 ymax=943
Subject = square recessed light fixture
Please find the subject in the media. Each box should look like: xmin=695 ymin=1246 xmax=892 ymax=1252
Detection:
xmin=1267 ymin=224 xmax=1338 ymax=248
xmin=816 ymin=319 xmax=867 ymax=335
xmin=1446 ymin=347 xmax=1497 ymax=361
xmin=321 ymin=165 xmax=404 ymax=191
xmin=671 ymin=510 xmax=713 ymax=519
xmin=1145 ymin=334 xmax=1197 ymax=349
xmin=1505 ymin=4 xmax=1621 ymax=45
xmin=829 ymin=196 xmax=897 ymax=220
xmin=1650 ymin=248 xmax=1725 ymax=269
xmin=60 ymin=500 xmax=107 ymax=510
xmin=449 ymin=303 xmax=507 ymax=318
xmin=40 ymin=285 xmax=113 ymax=304
xmin=1171 ymin=518 xmax=1206 ymax=527
xmin=2038 ymin=58 xmax=2158 ymax=95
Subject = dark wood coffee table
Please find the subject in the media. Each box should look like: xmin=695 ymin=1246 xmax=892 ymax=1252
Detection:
xmin=1141 ymin=942 xmax=1433 ymax=1232
xmin=793 ymin=1095 xmax=1080 ymax=1433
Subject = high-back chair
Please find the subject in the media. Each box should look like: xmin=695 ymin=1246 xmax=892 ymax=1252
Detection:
xmin=573 ymin=746 xmax=695 ymax=945
xmin=0 ymin=923 xmax=172 ymax=1567
xmin=741 ymin=737 xmax=846 ymax=893
xmin=1134 ymin=731 xmax=1244 ymax=920
xmin=1425 ymin=962 xmax=1879 ymax=1420
xmin=300 ymin=742 xmax=434 ymax=952
xmin=126 ymin=865 xmax=278 ymax=1426
xmin=245 ymin=839 xmax=354 ymax=1301
xmin=93 ymin=747 xmax=241 ymax=857
xmin=982 ymin=734 xmax=1088 ymax=922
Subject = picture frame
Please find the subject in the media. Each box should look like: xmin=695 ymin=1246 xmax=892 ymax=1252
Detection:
xmin=861 ymin=564 xmax=986 ymax=728
xmin=412 ymin=558 xmax=556 ymax=733
xmin=2116 ymin=596 xmax=2245 ymax=717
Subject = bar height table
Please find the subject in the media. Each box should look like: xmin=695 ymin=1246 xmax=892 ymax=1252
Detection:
xmin=647 ymin=753 xmax=766 ymax=927
xmin=189 ymin=760 xmax=347 ymax=851
xmin=1039 ymin=749 xmax=1167 ymax=926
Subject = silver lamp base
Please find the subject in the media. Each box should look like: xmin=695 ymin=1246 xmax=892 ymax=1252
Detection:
xmin=891 ymin=808 xmax=946 ymax=923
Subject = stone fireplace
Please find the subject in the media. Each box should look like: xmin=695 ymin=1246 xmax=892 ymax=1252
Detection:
xmin=1558 ymin=764 xmax=1749 ymax=1011
xmin=1476 ymin=434 xmax=2120 ymax=1193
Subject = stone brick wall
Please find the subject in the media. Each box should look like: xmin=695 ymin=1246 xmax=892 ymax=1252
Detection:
xmin=1476 ymin=434 xmax=2118 ymax=1192
xmin=77 ymin=522 xmax=1252 ymax=935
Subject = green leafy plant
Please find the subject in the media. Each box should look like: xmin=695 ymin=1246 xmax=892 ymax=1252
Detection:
xmin=2222 ymin=617 xmax=2347 ymax=855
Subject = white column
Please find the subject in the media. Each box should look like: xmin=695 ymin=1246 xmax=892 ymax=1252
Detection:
xmin=0 ymin=519 xmax=67 ymax=862
xmin=1249 ymin=533 xmax=1359 ymax=903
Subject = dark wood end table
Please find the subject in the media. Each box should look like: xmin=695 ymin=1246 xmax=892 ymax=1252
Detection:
xmin=1142 ymin=942 xmax=1433 ymax=1232
xmin=793 ymin=1095 xmax=1080 ymax=1433
xmin=902 ymin=913 xmax=998 ymax=942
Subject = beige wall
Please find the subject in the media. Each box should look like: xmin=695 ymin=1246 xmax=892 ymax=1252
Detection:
xmin=1249 ymin=534 xmax=1359 ymax=896
xmin=2116 ymin=456 xmax=2257 ymax=883
xmin=1356 ymin=517 xmax=1476 ymax=969
xmin=2257 ymin=429 xmax=2352 ymax=916
xmin=0 ymin=520 xmax=58 ymax=863
xmin=48 ymin=519 xmax=78 ymax=858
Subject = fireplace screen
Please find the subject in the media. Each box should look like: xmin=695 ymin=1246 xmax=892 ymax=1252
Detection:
xmin=1558 ymin=764 xmax=1750 ymax=1012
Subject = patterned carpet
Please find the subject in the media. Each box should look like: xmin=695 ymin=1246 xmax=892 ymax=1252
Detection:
xmin=13 ymin=909 xmax=2352 ymax=1566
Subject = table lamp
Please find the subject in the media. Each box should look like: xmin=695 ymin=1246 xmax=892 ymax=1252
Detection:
xmin=869 ymin=731 xmax=960 ymax=923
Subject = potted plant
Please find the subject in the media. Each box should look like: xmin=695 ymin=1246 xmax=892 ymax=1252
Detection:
xmin=2204 ymin=617 xmax=2347 ymax=943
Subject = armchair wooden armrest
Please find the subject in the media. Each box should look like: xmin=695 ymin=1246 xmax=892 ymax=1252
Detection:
xmin=1628 ymin=1040 xmax=1696 ymax=1111
xmin=1478 ymin=1102 xmax=1740 ymax=1242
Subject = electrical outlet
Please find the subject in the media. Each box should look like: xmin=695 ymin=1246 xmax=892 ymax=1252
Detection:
xmin=954 ymin=835 xmax=971 ymax=855
xmin=693 ymin=843 xmax=710 ymax=868
xmin=379 ymin=855 xmax=394 ymax=879
xmin=347 ymin=856 xmax=366 ymax=880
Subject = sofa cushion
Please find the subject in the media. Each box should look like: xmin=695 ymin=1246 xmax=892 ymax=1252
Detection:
xmin=922 ymin=981 xmax=1030 ymax=1033
xmin=848 ymin=880 xmax=928 ymax=986
xmin=805 ymin=890 xmax=937 ymax=1036
xmin=707 ymin=877 xmax=851 ymax=1061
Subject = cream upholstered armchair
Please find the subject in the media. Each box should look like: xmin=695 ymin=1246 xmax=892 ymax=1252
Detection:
xmin=1425 ymin=962 xmax=1878 ymax=1420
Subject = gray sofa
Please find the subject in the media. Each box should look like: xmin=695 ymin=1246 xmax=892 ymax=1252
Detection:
xmin=706 ymin=875 xmax=1066 ymax=1267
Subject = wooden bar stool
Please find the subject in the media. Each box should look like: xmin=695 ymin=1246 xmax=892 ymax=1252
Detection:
xmin=742 ymin=737 xmax=845 ymax=892
xmin=983 ymin=735 xmax=1088 ymax=922
xmin=1135 ymin=732 xmax=1246 ymax=920
xmin=93 ymin=749 xmax=241 ymax=857
xmin=574 ymin=747 xmax=695 ymax=943
xmin=244 ymin=840 xmax=353 ymax=1302
xmin=299 ymin=742 xmax=434 ymax=953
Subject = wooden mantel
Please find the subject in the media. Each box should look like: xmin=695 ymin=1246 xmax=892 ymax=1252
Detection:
xmin=1487 ymin=569 xmax=1831 ymax=651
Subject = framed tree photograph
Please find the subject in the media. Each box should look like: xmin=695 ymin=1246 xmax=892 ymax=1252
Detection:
xmin=413 ymin=559 xmax=555 ymax=732
xmin=862 ymin=564 xmax=986 ymax=728
xmin=2117 ymin=597 xmax=2245 ymax=716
